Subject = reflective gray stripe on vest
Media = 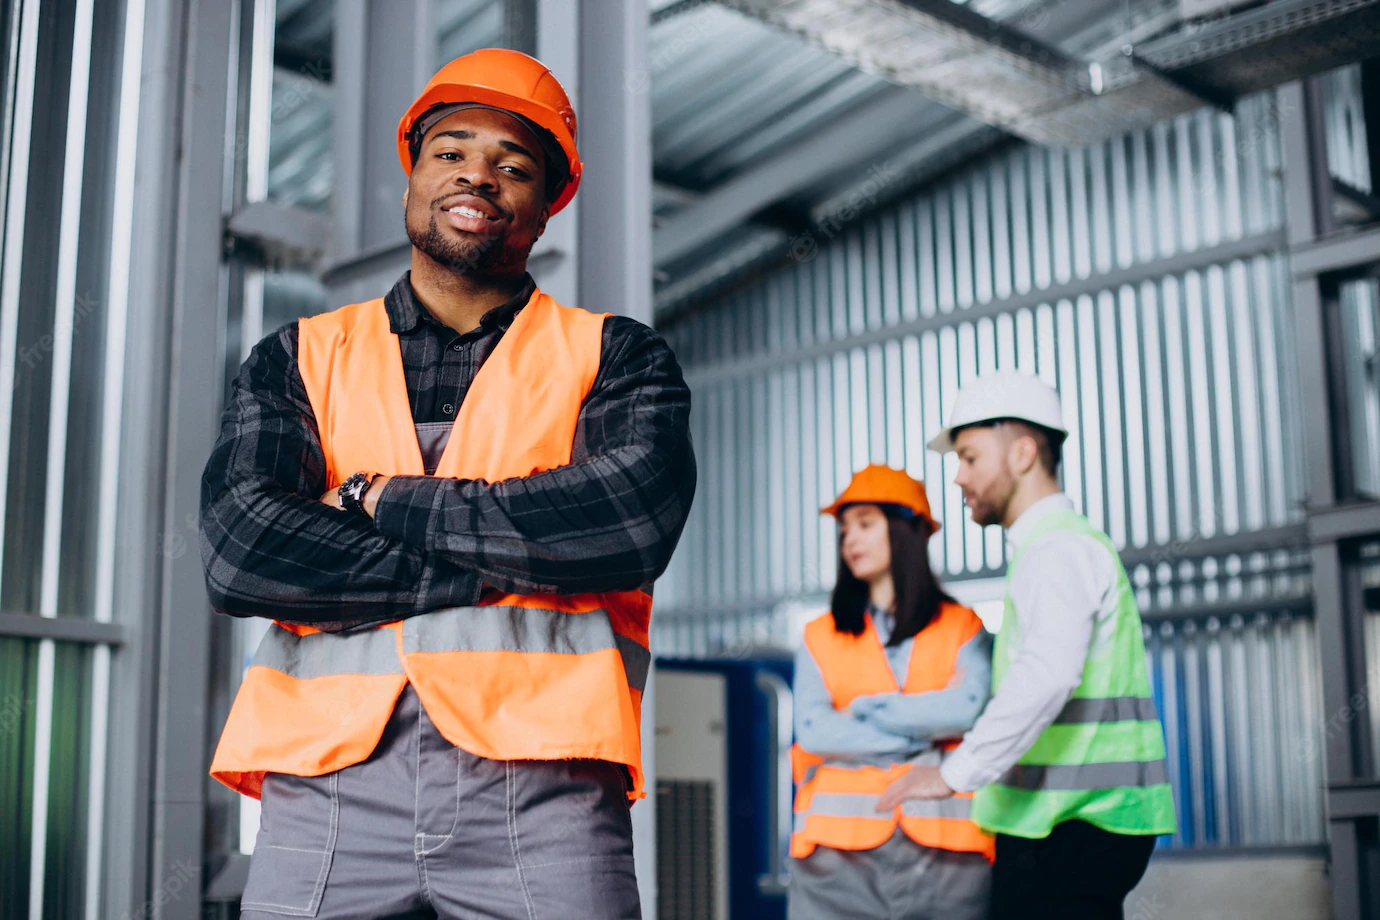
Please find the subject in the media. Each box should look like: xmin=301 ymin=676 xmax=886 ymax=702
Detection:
xmin=805 ymin=791 xmax=886 ymax=819
xmin=251 ymin=624 xmax=403 ymax=678
xmin=794 ymin=792 xmax=973 ymax=833
xmin=996 ymin=759 xmax=1170 ymax=792
xmin=899 ymin=797 xmax=973 ymax=820
xmin=403 ymin=605 xmax=651 ymax=692
xmin=800 ymin=750 xmax=940 ymax=788
xmin=1053 ymin=696 xmax=1160 ymax=725
xmin=615 ymin=634 xmax=651 ymax=693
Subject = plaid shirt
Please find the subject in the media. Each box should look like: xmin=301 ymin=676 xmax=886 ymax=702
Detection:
xmin=200 ymin=272 xmax=696 ymax=629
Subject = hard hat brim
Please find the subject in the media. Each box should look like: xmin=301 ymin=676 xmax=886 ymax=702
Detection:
xmin=819 ymin=499 xmax=941 ymax=531
xmin=928 ymin=418 xmax=1070 ymax=454
xmin=927 ymin=428 xmax=958 ymax=454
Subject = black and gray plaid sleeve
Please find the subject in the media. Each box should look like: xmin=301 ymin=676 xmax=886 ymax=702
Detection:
xmin=201 ymin=312 xmax=696 ymax=620
xmin=199 ymin=323 xmax=482 ymax=626
xmin=372 ymin=316 xmax=697 ymax=595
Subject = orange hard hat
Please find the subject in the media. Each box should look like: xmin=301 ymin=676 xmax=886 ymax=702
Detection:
xmin=397 ymin=48 xmax=583 ymax=215
xmin=821 ymin=464 xmax=940 ymax=530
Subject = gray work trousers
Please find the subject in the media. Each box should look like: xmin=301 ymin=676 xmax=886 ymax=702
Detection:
xmin=788 ymin=829 xmax=992 ymax=920
xmin=239 ymin=685 xmax=641 ymax=919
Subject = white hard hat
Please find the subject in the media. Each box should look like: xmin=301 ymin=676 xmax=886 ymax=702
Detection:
xmin=927 ymin=370 xmax=1068 ymax=453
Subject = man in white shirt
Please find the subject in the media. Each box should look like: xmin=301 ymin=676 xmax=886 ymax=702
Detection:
xmin=878 ymin=370 xmax=1176 ymax=920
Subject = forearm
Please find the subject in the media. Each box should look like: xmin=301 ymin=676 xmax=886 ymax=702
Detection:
xmin=199 ymin=323 xmax=480 ymax=624
xmin=867 ymin=636 xmax=994 ymax=741
xmin=373 ymin=440 xmax=695 ymax=594
xmin=938 ymin=664 xmax=1080 ymax=791
xmin=201 ymin=477 xmax=480 ymax=622
xmin=872 ymin=695 xmax=983 ymax=743
xmin=372 ymin=318 xmax=696 ymax=595
xmin=796 ymin=703 xmax=923 ymax=759
xmin=793 ymin=645 xmax=920 ymax=759
xmin=940 ymin=536 xmax=1113 ymax=792
xmin=940 ymin=568 xmax=1095 ymax=790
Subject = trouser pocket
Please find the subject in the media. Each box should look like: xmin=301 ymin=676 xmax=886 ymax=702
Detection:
xmin=240 ymin=771 xmax=340 ymax=916
xmin=508 ymin=759 xmax=634 ymax=869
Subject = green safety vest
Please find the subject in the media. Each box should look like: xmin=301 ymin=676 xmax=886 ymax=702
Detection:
xmin=971 ymin=509 xmax=1178 ymax=839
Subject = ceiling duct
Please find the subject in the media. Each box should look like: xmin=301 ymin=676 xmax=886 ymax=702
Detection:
xmin=716 ymin=0 xmax=1380 ymax=145
xmin=1131 ymin=0 xmax=1380 ymax=100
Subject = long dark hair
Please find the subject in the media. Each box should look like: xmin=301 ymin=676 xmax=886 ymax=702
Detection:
xmin=830 ymin=511 xmax=956 ymax=646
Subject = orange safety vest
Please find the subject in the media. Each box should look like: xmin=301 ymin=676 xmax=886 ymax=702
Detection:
xmin=791 ymin=602 xmax=995 ymax=860
xmin=210 ymin=290 xmax=651 ymax=800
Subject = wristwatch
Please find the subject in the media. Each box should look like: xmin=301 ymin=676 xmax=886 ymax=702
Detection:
xmin=338 ymin=470 xmax=380 ymax=514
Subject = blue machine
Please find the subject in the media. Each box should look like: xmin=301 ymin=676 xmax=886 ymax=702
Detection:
xmin=657 ymin=654 xmax=795 ymax=920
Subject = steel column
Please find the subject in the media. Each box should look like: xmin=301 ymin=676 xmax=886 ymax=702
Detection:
xmin=327 ymin=0 xmax=434 ymax=305
xmin=1279 ymin=76 xmax=1380 ymax=920
xmin=144 ymin=0 xmax=242 ymax=914
xmin=527 ymin=0 xmax=579 ymax=303
xmin=575 ymin=3 xmax=657 ymax=916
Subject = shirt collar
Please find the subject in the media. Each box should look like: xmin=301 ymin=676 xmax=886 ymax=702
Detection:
xmin=384 ymin=271 xmax=536 ymax=336
xmin=867 ymin=603 xmax=894 ymax=638
xmin=1005 ymin=492 xmax=1075 ymax=551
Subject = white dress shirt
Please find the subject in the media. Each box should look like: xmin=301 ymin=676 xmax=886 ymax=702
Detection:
xmin=939 ymin=492 xmax=1119 ymax=793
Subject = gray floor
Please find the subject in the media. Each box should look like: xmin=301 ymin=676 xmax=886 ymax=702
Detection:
xmin=1127 ymin=853 xmax=1333 ymax=920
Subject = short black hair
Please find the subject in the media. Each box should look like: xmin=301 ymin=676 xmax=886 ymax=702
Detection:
xmin=953 ymin=418 xmax=1064 ymax=477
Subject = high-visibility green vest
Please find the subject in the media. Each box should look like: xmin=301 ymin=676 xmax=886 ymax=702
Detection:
xmin=971 ymin=509 xmax=1178 ymax=839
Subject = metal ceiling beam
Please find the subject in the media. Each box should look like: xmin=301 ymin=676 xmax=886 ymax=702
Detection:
xmin=714 ymin=0 xmax=1380 ymax=148
xmin=653 ymin=178 xmax=701 ymax=207
xmin=1134 ymin=0 xmax=1380 ymax=95
xmin=226 ymin=199 xmax=333 ymax=265
xmin=892 ymin=0 xmax=1082 ymax=71
xmin=652 ymin=0 xmax=717 ymax=25
xmin=649 ymin=0 xmax=1164 ymax=295
xmin=806 ymin=117 xmax=1002 ymax=223
xmin=653 ymin=87 xmax=936 ymax=267
xmin=654 ymin=227 xmax=788 ymax=315
xmin=716 ymin=0 xmax=1088 ymax=126
xmin=652 ymin=118 xmax=1003 ymax=315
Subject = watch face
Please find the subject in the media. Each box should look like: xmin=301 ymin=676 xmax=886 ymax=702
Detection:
xmin=341 ymin=472 xmax=368 ymax=511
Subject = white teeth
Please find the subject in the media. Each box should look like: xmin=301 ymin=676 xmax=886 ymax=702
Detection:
xmin=448 ymin=206 xmax=487 ymax=219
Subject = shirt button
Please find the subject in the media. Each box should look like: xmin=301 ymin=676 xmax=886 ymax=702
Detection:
xmin=451 ymin=343 xmax=462 ymax=352
xmin=442 ymin=403 xmax=455 ymax=415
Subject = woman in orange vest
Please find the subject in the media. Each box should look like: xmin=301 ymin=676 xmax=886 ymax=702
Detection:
xmin=790 ymin=465 xmax=994 ymax=920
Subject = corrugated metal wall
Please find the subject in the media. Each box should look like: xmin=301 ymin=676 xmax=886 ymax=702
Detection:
xmin=1339 ymin=279 xmax=1380 ymax=499
xmin=660 ymin=91 xmax=1301 ymax=614
xmin=656 ymin=86 xmax=1345 ymax=848
xmin=1363 ymin=540 xmax=1380 ymax=769
xmin=1151 ymin=607 xmax=1325 ymax=847
xmin=1324 ymin=64 xmax=1380 ymax=501
xmin=1143 ymin=549 xmax=1323 ymax=848
xmin=1324 ymin=64 xmax=1374 ymax=194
